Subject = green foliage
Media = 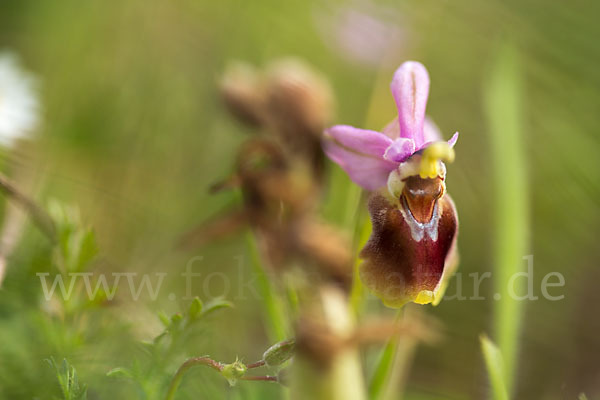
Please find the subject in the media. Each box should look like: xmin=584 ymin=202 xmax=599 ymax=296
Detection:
xmin=0 ymin=0 xmax=598 ymax=399
xmin=484 ymin=40 xmax=528 ymax=393
xmin=480 ymin=335 xmax=509 ymax=400
xmin=46 ymin=358 xmax=88 ymax=400
xmin=108 ymin=296 xmax=232 ymax=399
xmin=368 ymin=339 xmax=398 ymax=400
xmin=245 ymin=231 xmax=289 ymax=342
xmin=49 ymin=200 xmax=99 ymax=274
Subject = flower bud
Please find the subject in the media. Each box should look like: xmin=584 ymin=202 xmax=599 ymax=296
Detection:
xmin=262 ymin=339 xmax=295 ymax=367
xmin=220 ymin=359 xmax=247 ymax=387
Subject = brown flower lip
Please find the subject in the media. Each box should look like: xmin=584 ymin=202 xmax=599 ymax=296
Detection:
xmin=359 ymin=176 xmax=458 ymax=307
xmin=401 ymin=175 xmax=444 ymax=224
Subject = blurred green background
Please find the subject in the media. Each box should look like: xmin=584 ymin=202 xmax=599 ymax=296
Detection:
xmin=0 ymin=0 xmax=599 ymax=399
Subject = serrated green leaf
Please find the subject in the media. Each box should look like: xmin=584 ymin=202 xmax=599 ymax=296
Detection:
xmin=46 ymin=357 xmax=88 ymax=400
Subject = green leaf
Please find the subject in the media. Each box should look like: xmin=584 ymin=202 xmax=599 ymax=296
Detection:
xmin=480 ymin=335 xmax=510 ymax=400
xmin=368 ymin=338 xmax=398 ymax=400
xmin=484 ymin=40 xmax=529 ymax=393
xmin=201 ymin=298 xmax=233 ymax=316
xmin=169 ymin=313 xmax=184 ymax=332
xmin=46 ymin=357 xmax=88 ymax=400
xmin=188 ymin=297 xmax=204 ymax=320
xmin=74 ymin=228 xmax=99 ymax=272
xmin=48 ymin=201 xmax=99 ymax=274
xmin=106 ymin=367 xmax=133 ymax=379
xmin=244 ymin=231 xmax=288 ymax=342
xmin=158 ymin=311 xmax=171 ymax=328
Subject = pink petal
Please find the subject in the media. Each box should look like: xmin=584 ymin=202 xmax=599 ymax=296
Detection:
xmin=448 ymin=132 xmax=459 ymax=148
xmin=390 ymin=61 xmax=430 ymax=148
xmin=323 ymin=125 xmax=398 ymax=190
xmin=383 ymin=138 xmax=415 ymax=163
xmin=417 ymin=124 xmax=459 ymax=151
xmin=423 ymin=116 xmax=442 ymax=143
xmin=381 ymin=117 xmax=400 ymax=139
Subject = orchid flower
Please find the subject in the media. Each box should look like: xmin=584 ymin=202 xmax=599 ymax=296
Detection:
xmin=323 ymin=61 xmax=459 ymax=307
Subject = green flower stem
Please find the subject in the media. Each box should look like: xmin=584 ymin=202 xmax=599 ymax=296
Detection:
xmin=165 ymin=357 xmax=224 ymax=400
xmin=245 ymin=232 xmax=289 ymax=342
xmin=369 ymin=339 xmax=398 ymax=400
xmin=349 ymin=214 xmax=371 ymax=316
xmin=380 ymin=337 xmax=417 ymax=400
xmin=485 ymin=40 xmax=529 ymax=394
xmin=368 ymin=310 xmax=412 ymax=400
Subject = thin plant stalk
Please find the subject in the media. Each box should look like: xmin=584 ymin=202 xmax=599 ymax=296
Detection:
xmin=245 ymin=231 xmax=289 ymax=342
xmin=0 ymin=172 xmax=56 ymax=242
xmin=349 ymin=211 xmax=371 ymax=316
xmin=0 ymin=171 xmax=56 ymax=285
xmin=484 ymin=40 xmax=529 ymax=394
xmin=368 ymin=309 xmax=410 ymax=400
xmin=380 ymin=336 xmax=418 ymax=400
xmin=165 ymin=357 xmax=223 ymax=400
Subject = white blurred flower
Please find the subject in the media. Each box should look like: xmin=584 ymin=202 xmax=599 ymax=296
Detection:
xmin=0 ymin=52 xmax=40 ymax=148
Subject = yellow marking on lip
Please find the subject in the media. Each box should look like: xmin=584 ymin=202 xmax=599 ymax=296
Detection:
xmin=414 ymin=290 xmax=435 ymax=304
xmin=419 ymin=142 xmax=455 ymax=179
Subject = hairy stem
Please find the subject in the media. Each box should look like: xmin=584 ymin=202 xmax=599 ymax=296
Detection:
xmin=246 ymin=360 xmax=266 ymax=369
xmin=241 ymin=375 xmax=278 ymax=382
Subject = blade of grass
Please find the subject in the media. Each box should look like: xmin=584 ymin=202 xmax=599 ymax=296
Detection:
xmin=480 ymin=335 xmax=510 ymax=400
xmin=245 ymin=231 xmax=289 ymax=342
xmin=484 ymin=40 xmax=529 ymax=394
xmin=368 ymin=310 xmax=404 ymax=400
